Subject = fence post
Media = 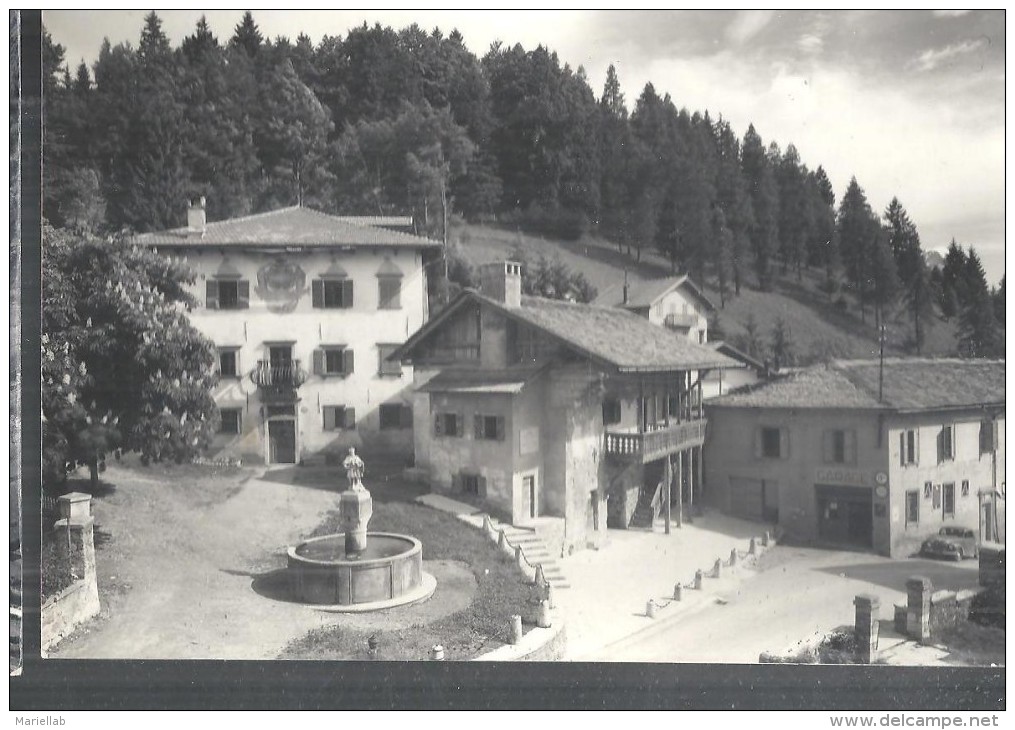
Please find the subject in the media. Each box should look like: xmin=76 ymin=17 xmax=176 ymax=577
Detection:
xmin=509 ymin=615 xmax=523 ymax=645
xmin=53 ymin=493 xmax=99 ymax=617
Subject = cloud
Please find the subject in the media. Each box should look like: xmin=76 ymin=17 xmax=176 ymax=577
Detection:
xmin=912 ymin=38 xmax=988 ymax=71
xmin=725 ymin=10 xmax=775 ymax=45
xmin=797 ymin=33 xmax=824 ymax=54
xmin=933 ymin=10 xmax=972 ymax=18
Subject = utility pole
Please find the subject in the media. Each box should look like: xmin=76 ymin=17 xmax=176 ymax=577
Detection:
xmin=664 ymin=455 xmax=672 ymax=535
xmin=878 ymin=324 xmax=886 ymax=403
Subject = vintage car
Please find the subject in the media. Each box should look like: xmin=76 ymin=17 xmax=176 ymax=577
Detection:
xmin=920 ymin=526 xmax=978 ymax=560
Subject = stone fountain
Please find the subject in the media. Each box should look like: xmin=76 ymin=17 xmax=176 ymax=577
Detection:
xmin=287 ymin=448 xmax=435 ymax=610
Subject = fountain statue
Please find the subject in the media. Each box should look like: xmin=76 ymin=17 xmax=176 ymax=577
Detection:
xmin=287 ymin=448 xmax=435 ymax=609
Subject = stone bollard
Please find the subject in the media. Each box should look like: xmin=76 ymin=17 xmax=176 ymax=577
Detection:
xmin=534 ymin=564 xmax=546 ymax=588
xmin=536 ymin=600 xmax=552 ymax=628
xmin=498 ymin=530 xmax=508 ymax=552
xmin=853 ymin=594 xmax=880 ymax=664
xmin=483 ymin=515 xmax=493 ymax=535
xmin=749 ymin=537 xmax=758 ymax=555
xmin=906 ymin=576 xmax=933 ymax=644
xmin=545 ymin=582 xmax=556 ymax=609
xmin=694 ymin=570 xmax=704 ymax=590
xmin=730 ymin=548 xmax=738 ymax=567
xmin=762 ymin=531 xmax=771 ymax=547
xmin=673 ymin=583 xmax=683 ymax=601
xmin=509 ymin=615 xmax=523 ymax=645
xmin=646 ymin=600 xmax=657 ymax=618
xmin=713 ymin=558 xmax=723 ymax=579
xmin=515 ymin=546 xmax=525 ymax=570
xmin=430 ymin=644 xmax=445 ymax=661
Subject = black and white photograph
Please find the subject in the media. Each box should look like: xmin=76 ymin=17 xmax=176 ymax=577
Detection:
xmin=11 ymin=7 xmax=1006 ymax=712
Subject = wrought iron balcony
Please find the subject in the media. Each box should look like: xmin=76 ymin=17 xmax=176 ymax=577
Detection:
xmin=253 ymin=359 xmax=307 ymax=390
xmin=604 ymin=418 xmax=707 ymax=463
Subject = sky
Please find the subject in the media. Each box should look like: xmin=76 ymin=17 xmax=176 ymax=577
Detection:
xmin=43 ymin=9 xmax=1006 ymax=285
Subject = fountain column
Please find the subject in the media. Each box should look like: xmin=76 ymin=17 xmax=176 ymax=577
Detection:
xmin=340 ymin=448 xmax=372 ymax=556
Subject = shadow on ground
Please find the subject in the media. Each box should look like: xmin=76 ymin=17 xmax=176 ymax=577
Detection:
xmin=256 ymin=463 xmax=426 ymax=503
xmin=817 ymin=558 xmax=979 ymax=593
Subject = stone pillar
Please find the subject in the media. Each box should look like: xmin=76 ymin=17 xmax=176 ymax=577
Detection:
xmin=509 ymin=614 xmax=523 ymax=645
xmin=749 ymin=537 xmax=758 ymax=555
xmin=54 ymin=493 xmax=99 ymax=616
xmin=906 ymin=576 xmax=933 ymax=643
xmin=673 ymin=583 xmax=683 ymax=601
xmin=853 ymin=593 xmax=880 ymax=664
xmin=694 ymin=570 xmax=704 ymax=589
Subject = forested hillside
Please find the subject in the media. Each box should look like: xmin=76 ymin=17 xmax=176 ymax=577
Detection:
xmin=43 ymin=11 xmax=1004 ymax=361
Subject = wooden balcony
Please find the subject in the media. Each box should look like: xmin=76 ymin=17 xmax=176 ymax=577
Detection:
xmin=425 ymin=343 xmax=480 ymax=363
xmin=253 ymin=359 xmax=307 ymax=391
xmin=604 ymin=418 xmax=707 ymax=463
xmin=664 ymin=313 xmax=699 ymax=330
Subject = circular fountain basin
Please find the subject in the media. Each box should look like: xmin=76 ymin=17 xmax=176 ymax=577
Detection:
xmin=287 ymin=532 xmax=433 ymax=610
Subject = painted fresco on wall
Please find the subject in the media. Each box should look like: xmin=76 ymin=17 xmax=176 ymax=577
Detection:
xmin=255 ymin=258 xmax=309 ymax=313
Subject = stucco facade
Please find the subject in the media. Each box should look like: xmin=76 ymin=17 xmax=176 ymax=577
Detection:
xmin=139 ymin=205 xmax=436 ymax=465
xmin=704 ymin=362 xmax=1005 ymax=558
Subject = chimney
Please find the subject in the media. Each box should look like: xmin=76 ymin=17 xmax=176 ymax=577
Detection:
xmin=187 ymin=196 xmax=207 ymax=235
xmin=479 ymin=261 xmax=522 ymax=308
xmin=622 ymin=268 xmax=629 ymax=305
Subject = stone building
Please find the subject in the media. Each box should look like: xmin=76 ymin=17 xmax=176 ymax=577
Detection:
xmin=704 ymin=359 xmax=1005 ymax=557
xmin=135 ymin=200 xmax=439 ymax=465
xmin=393 ymin=262 xmax=736 ymax=555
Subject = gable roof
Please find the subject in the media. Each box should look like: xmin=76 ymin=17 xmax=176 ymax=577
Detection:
xmin=708 ymin=358 xmax=1005 ymax=412
xmin=134 ymin=206 xmax=440 ymax=249
xmin=396 ymin=290 xmax=737 ymax=373
xmin=593 ymin=275 xmax=716 ymax=312
xmin=709 ymin=340 xmax=767 ymax=373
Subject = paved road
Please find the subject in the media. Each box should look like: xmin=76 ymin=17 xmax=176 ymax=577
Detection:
xmin=591 ymin=544 xmax=979 ymax=663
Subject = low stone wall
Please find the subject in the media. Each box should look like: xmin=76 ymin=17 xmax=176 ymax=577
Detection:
xmin=929 ymin=589 xmax=979 ymax=635
xmin=41 ymin=578 xmax=99 ymax=652
xmin=41 ymin=493 xmax=100 ymax=654
xmin=475 ymin=619 xmax=566 ymax=661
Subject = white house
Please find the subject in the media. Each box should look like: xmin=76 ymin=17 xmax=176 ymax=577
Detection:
xmin=135 ymin=200 xmax=440 ymax=465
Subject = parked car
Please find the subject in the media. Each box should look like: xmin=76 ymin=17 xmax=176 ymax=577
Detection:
xmin=920 ymin=526 xmax=978 ymax=561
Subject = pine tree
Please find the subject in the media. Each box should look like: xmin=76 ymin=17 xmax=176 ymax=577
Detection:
xmin=741 ymin=124 xmax=779 ymax=290
xmin=769 ymin=317 xmax=795 ymax=370
xmin=940 ymin=239 xmax=967 ymax=318
xmin=230 ymin=11 xmax=263 ymax=58
xmin=957 ymin=247 xmax=1002 ymax=358
xmin=713 ymin=119 xmax=753 ymax=295
xmin=837 ymin=177 xmax=878 ymax=322
xmin=993 ymin=275 xmax=1005 ymax=326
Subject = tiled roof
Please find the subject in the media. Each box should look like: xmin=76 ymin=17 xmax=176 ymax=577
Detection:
xmin=708 ymin=358 xmax=1005 ymax=412
xmin=709 ymin=341 xmax=767 ymax=372
xmin=594 ymin=275 xmax=716 ymax=311
xmin=481 ymin=293 xmax=736 ymax=372
xmin=134 ymin=206 xmax=440 ymax=248
xmin=419 ymin=366 xmax=545 ymax=394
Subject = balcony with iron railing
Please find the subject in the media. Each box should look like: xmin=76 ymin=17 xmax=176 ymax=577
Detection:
xmin=253 ymin=359 xmax=308 ymax=391
xmin=604 ymin=417 xmax=707 ymax=463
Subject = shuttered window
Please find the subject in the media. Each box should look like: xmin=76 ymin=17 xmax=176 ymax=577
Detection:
xmin=323 ymin=405 xmax=356 ymax=431
xmin=219 ymin=408 xmax=242 ymax=434
xmin=757 ymin=427 xmax=787 ymax=459
xmin=942 ymin=483 xmax=955 ymax=517
xmin=377 ymin=344 xmax=403 ymax=376
xmin=823 ymin=429 xmax=856 ymax=465
xmin=474 ymin=414 xmax=506 ymax=441
xmin=937 ymin=424 xmax=955 ymax=463
xmin=434 ymin=412 xmax=463 ymax=437
xmin=313 ymin=347 xmax=354 ymax=376
xmin=206 ymin=279 xmax=249 ymax=310
xmin=379 ymin=404 xmax=413 ymax=430
xmin=378 ymin=277 xmax=401 ymax=310
xmin=979 ymin=420 xmax=996 ymax=454
xmin=905 ymin=490 xmax=919 ymax=526
xmin=900 ymin=429 xmax=918 ymax=466
xmin=218 ymin=349 xmax=239 ymax=378
xmin=312 ymin=279 xmax=354 ymax=309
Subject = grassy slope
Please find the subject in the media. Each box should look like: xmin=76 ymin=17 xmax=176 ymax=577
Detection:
xmin=451 ymin=222 xmax=959 ymax=365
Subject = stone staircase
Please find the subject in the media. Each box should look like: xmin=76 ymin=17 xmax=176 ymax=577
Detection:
xmin=414 ymin=493 xmax=570 ymax=590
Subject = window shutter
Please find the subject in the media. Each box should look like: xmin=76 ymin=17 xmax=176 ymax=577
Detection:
xmin=455 ymin=413 xmax=464 ymax=437
xmin=323 ymin=407 xmax=335 ymax=431
xmin=434 ymin=414 xmax=443 ymax=436
xmin=206 ymin=280 xmax=219 ymax=309
xmin=753 ymin=429 xmax=762 ymax=459
xmin=899 ymin=432 xmax=906 ymax=467
xmin=478 ymin=476 xmax=487 ymax=496
xmin=344 ymin=407 xmax=356 ymax=429
xmin=343 ymin=279 xmax=354 ymax=308
xmin=937 ymin=429 xmax=944 ymax=464
xmin=312 ymin=349 xmax=324 ymax=375
xmin=846 ymin=431 xmax=856 ymax=464
xmin=237 ymin=280 xmax=250 ymax=309
xmin=390 ymin=280 xmax=400 ymax=309
xmin=342 ymin=348 xmax=354 ymax=374
xmin=992 ymin=420 xmax=999 ymax=452
xmin=474 ymin=415 xmax=484 ymax=440
xmin=451 ymin=473 xmax=461 ymax=492
xmin=950 ymin=422 xmax=957 ymax=460
xmin=913 ymin=430 xmax=920 ymax=465
xmin=312 ymin=280 xmax=323 ymax=308
xmin=822 ymin=431 xmax=832 ymax=464
xmin=780 ymin=428 xmax=790 ymax=459
xmin=400 ymin=405 xmax=413 ymax=429
xmin=496 ymin=416 xmax=506 ymax=441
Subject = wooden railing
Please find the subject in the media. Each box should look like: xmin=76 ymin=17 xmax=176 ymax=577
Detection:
xmin=253 ymin=360 xmax=307 ymax=389
xmin=604 ymin=418 xmax=707 ymax=462
xmin=426 ymin=343 xmax=480 ymax=362
xmin=664 ymin=313 xmax=698 ymax=329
